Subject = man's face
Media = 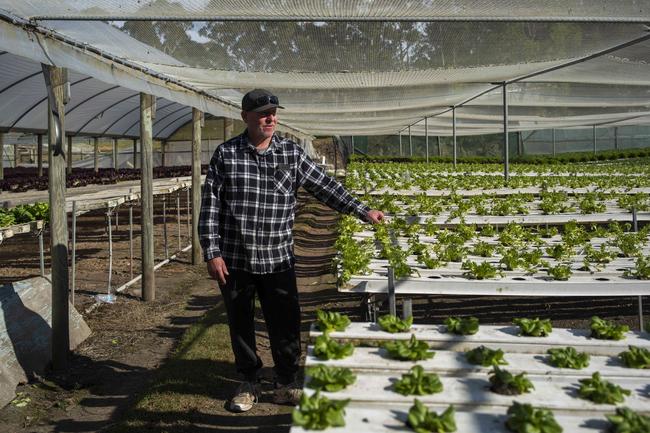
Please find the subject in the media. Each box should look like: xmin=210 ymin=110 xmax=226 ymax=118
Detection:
xmin=242 ymin=108 xmax=277 ymax=141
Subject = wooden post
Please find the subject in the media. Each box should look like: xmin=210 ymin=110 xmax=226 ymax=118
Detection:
xmin=132 ymin=138 xmax=138 ymax=169
xmin=42 ymin=64 xmax=69 ymax=371
xmin=112 ymin=138 xmax=118 ymax=170
xmin=223 ymin=117 xmax=234 ymax=142
xmin=191 ymin=108 xmax=202 ymax=265
xmin=93 ymin=136 xmax=99 ymax=173
xmin=140 ymin=93 xmax=155 ymax=301
xmin=37 ymin=134 xmax=43 ymax=177
xmin=67 ymin=135 xmax=72 ymax=174
xmin=0 ymin=132 xmax=4 ymax=180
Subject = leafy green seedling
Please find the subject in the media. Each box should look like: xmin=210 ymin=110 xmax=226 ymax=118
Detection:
xmin=505 ymin=401 xmax=563 ymax=433
xmin=547 ymin=347 xmax=590 ymax=369
xmin=606 ymin=407 xmax=650 ymax=433
xmin=383 ymin=334 xmax=434 ymax=361
xmin=578 ymin=372 xmax=631 ymax=404
xmin=590 ymin=316 xmax=629 ymax=340
xmin=444 ymin=316 xmax=479 ymax=335
xmin=315 ymin=310 xmax=351 ymax=333
xmin=465 ymin=346 xmax=508 ymax=367
xmin=378 ymin=314 xmax=413 ymax=333
xmin=407 ymin=400 xmax=457 ymax=433
xmin=394 ymin=365 xmax=443 ymax=396
xmin=624 ymin=255 xmax=650 ymax=280
xmin=489 ymin=366 xmax=534 ymax=395
xmin=306 ymin=365 xmax=356 ymax=392
xmin=292 ymin=391 xmax=350 ymax=430
xmin=462 ymin=261 xmax=503 ymax=280
xmin=513 ymin=318 xmax=553 ymax=337
xmin=546 ymin=264 xmax=572 ymax=281
xmin=618 ymin=346 xmax=650 ymax=369
xmin=313 ymin=333 xmax=354 ymax=360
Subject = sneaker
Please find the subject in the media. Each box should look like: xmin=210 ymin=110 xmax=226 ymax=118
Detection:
xmin=229 ymin=381 xmax=260 ymax=413
xmin=273 ymin=381 xmax=303 ymax=405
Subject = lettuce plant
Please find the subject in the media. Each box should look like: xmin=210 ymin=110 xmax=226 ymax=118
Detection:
xmin=462 ymin=261 xmax=503 ymax=280
xmin=444 ymin=316 xmax=479 ymax=335
xmin=472 ymin=241 xmax=495 ymax=257
xmin=306 ymin=364 xmax=356 ymax=392
xmin=407 ymin=400 xmax=456 ymax=433
xmin=590 ymin=316 xmax=629 ymax=340
xmin=624 ymin=255 xmax=650 ymax=280
xmin=292 ymin=391 xmax=350 ymax=430
xmin=378 ymin=314 xmax=413 ymax=333
xmin=313 ymin=333 xmax=354 ymax=360
xmin=578 ymin=372 xmax=631 ymax=404
xmin=489 ymin=366 xmax=534 ymax=395
xmin=547 ymin=347 xmax=590 ymax=369
xmin=505 ymin=402 xmax=563 ymax=433
xmin=606 ymin=407 xmax=650 ymax=433
xmin=315 ymin=310 xmax=351 ymax=333
xmin=383 ymin=334 xmax=434 ymax=361
xmin=465 ymin=346 xmax=508 ymax=367
xmin=394 ymin=365 xmax=443 ymax=396
xmin=618 ymin=346 xmax=650 ymax=369
xmin=513 ymin=318 xmax=553 ymax=337
xmin=546 ymin=264 xmax=572 ymax=281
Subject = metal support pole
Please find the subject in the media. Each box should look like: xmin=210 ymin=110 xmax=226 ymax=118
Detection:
xmin=614 ymin=127 xmax=619 ymax=150
xmin=408 ymin=126 xmax=413 ymax=156
xmin=112 ymin=138 xmax=118 ymax=170
xmin=67 ymin=135 xmax=72 ymax=174
xmin=403 ymin=299 xmax=413 ymax=320
xmin=503 ymin=83 xmax=510 ymax=184
xmin=13 ymin=144 xmax=18 ymax=167
xmin=387 ymin=267 xmax=396 ymax=317
xmin=38 ymin=230 xmax=45 ymax=277
xmin=132 ymin=138 xmax=138 ymax=169
xmin=93 ymin=136 xmax=99 ymax=173
xmin=437 ymin=136 xmax=442 ymax=157
xmin=0 ymin=132 xmax=3 ymax=180
xmin=452 ymin=107 xmax=457 ymax=168
xmin=129 ymin=199 xmax=133 ymax=281
xmin=398 ymin=132 xmax=402 ymax=156
xmin=71 ymin=201 xmax=77 ymax=305
xmin=517 ymin=131 xmax=523 ymax=157
xmin=593 ymin=125 xmax=597 ymax=155
xmin=43 ymin=63 xmax=69 ymax=370
xmin=161 ymin=140 xmax=166 ymax=167
xmin=632 ymin=207 xmax=643 ymax=331
xmin=425 ymin=117 xmax=429 ymax=163
xmin=552 ymin=129 xmax=556 ymax=156
xmin=186 ymin=186 xmax=191 ymax=240
xmin=351 ymin=136 xmax=355 ymax=155
xmin=37 ymin=134 xmax=43 ymax=177
xmin=191 ymin=108 xmax=202 ymax=265
xmin=107 ymin=207 xmax=113 ymax=296
xmin=163 ymin=195 xmax=169 ymax=259
xmin=176 ymin=192 xmax=181 ymax=253
xmin=140 ymin=93 xmax=155 ymax=301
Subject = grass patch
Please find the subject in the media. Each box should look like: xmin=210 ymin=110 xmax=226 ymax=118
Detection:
xmin=109 ymin=302 xmax=239 ymax=432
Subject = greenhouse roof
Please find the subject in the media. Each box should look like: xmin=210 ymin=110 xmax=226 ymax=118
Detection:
xmin=0 ymin=1 xmax=649 ymax=137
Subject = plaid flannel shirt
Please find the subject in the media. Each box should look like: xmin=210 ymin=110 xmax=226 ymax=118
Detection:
xmin=199 ymin=131 xmax=370 ymax=274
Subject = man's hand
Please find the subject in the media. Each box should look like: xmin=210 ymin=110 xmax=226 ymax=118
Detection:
xmin=207 ymin=257 xmax=229 ymax=285
xmin=366 ymin=209 xmax=385 ymax=224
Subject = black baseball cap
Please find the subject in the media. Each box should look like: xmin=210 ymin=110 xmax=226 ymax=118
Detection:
xmin=241 ymin=89 xmax=284 ymax=112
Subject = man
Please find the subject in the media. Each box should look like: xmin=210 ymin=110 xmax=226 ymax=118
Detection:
xmin=199 ymin=89 xmax=383 ymax=412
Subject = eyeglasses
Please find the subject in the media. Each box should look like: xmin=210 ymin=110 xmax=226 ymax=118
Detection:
xmin=254 ymin=95 xmax=279 ymax=107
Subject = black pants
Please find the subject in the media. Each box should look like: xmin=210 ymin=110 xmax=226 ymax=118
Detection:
xmin=218 ymin=266 xmax=301 ymax=384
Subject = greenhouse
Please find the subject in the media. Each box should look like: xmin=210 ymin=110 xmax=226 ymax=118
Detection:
xmin=0 ymin=1 xmax=649 ymax=432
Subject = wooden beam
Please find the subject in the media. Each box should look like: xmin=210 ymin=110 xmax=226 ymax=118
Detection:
xmin=42 ymin=63 xmax=69 ymax=371
xmin=140 ymin=93 xmax=155 ymax=301
xmin=191 ymin=108 xmax=202 ymax=265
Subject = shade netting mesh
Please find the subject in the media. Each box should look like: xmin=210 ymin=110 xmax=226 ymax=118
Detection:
xmin=0 ymin=1 xmax=649 ymax=137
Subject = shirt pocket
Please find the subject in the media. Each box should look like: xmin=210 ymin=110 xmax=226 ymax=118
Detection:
xmin=273 ymin=168 xmax=293 ymax=195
